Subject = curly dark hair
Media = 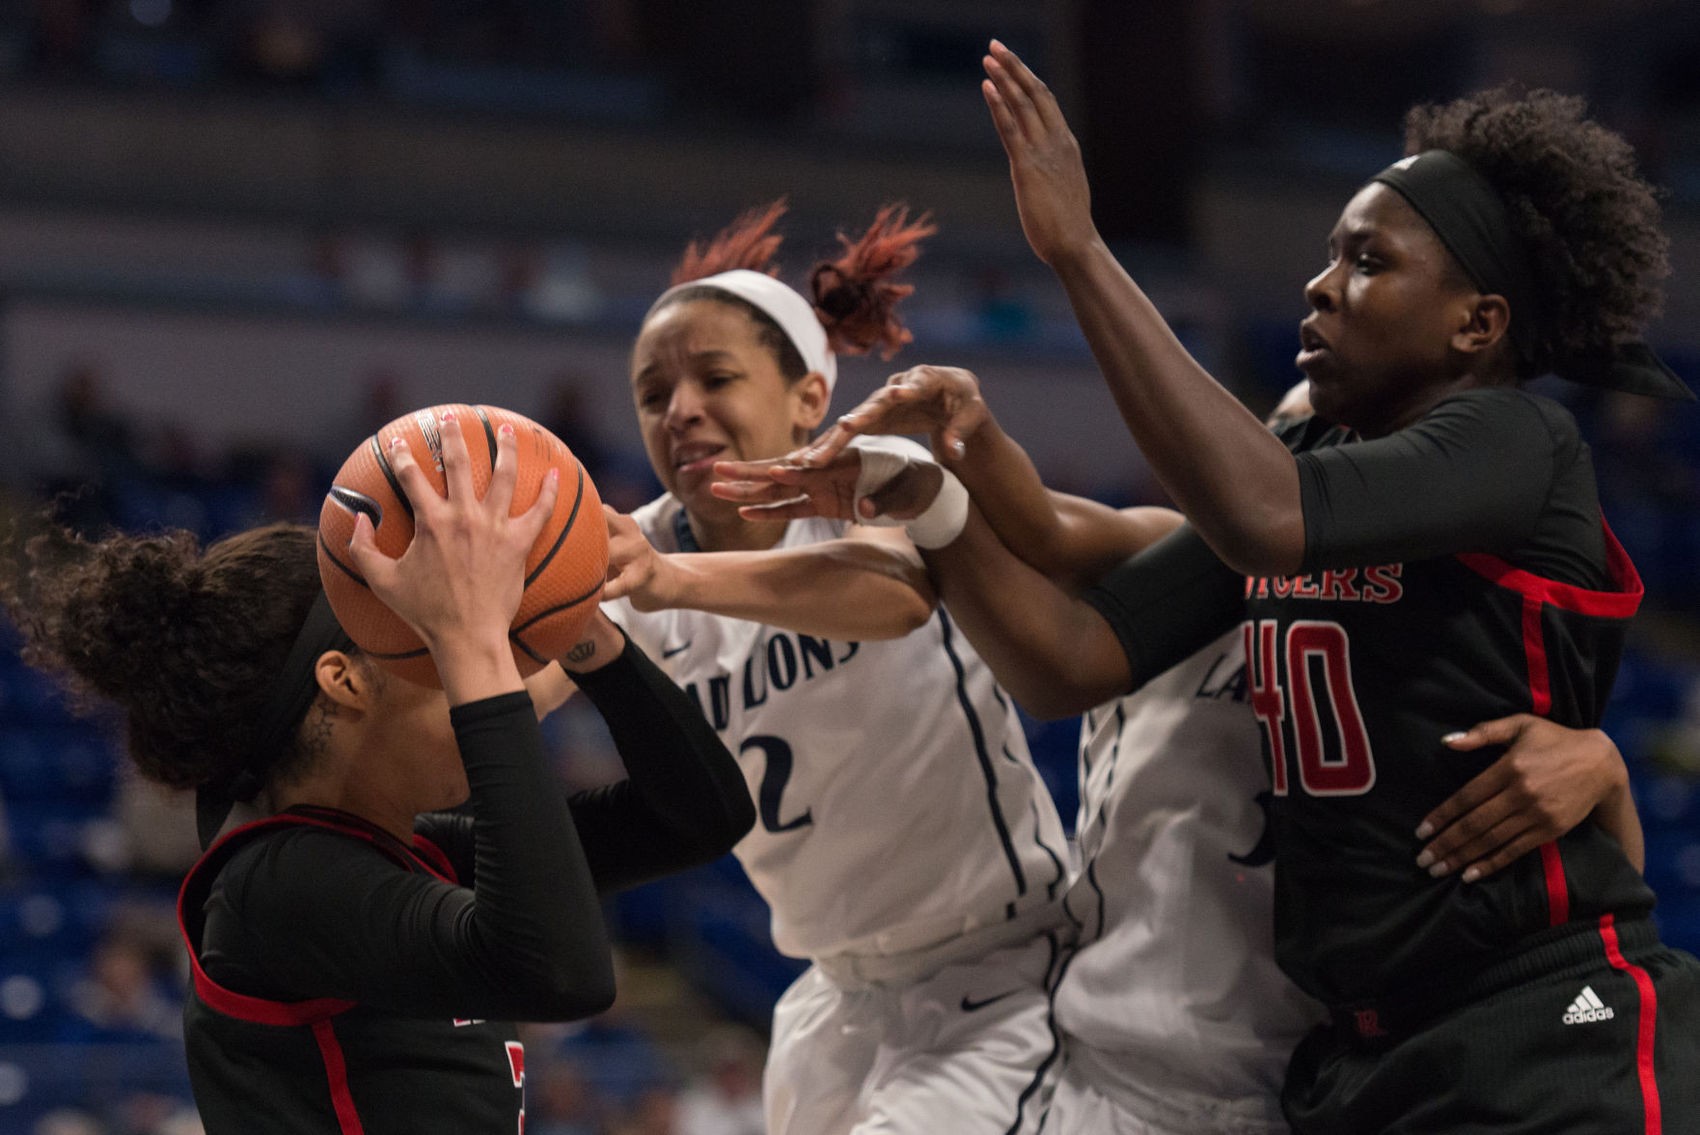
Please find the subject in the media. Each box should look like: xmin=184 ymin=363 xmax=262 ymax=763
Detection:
xmin=1404 ymin=86 xmax=1669 ymax=377
xmin=658 ymin=199 xmax=936 ymax=381
xmin=0 ymin=521 xmax=328 ymax=791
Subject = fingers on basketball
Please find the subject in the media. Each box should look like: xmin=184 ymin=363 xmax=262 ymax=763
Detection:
xmin=318 ymin=403 xmax=609 ymax=686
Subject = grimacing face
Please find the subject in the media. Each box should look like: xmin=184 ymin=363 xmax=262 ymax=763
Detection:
xmin=1297 ymin=183 xmax=1489 ymax=437
xmin=629 ymin=298 xmax=827 ymax=521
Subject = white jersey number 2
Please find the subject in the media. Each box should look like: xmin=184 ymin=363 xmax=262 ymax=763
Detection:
xmin=742 ymin=734 xmax=815 ymax=832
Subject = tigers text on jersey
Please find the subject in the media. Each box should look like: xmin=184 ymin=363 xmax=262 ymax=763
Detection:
xmin=1248 ymin=396 xmax=1656 ymax=1008
xmin=607 ymin=465 xmax=1069 ymax=961
xmin=1055 ymin=631 xmax=1322 ymax=1126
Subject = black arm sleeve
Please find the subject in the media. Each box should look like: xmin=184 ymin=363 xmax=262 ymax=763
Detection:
xmin=564 ymin=632 xmax=756 ymax=893
xmin=1297 ymin=389 xmax=1601 ymax=578
xmin=1083 ymin=524 xmax=1245 ymax=690
xmin=205 ymin=692 xmax=616 ymax=1021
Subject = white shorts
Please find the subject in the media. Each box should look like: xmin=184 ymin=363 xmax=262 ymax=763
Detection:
xmin=1041 ymin=1041 xmax=1290 ymax=1135
xmin=763 ymin=928 xmax=1063 ymax=1135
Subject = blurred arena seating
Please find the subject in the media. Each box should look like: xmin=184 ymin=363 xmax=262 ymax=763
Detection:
xmin=0 ymin=2 xmax=1698 ymax=1131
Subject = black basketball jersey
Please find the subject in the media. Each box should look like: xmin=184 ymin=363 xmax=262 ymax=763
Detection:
xmin=1246 ymin=391 xmax=1655 ymax=1007
xmin=168 ymin=650 xmax=751 ymax=1134
xmin=1087 ymin=389 xmax=1658 ymax=1010
xmin=178 ymin=812 xmax=527 ymax=1135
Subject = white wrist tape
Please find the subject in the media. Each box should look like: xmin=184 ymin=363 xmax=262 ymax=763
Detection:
xmin=852 ymin=446 xmax=971 ymax=549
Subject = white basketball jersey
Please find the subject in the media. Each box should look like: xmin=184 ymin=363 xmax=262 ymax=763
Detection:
xmin=606 ymin=470 xmax=1068 ymax=961
xmin=1055 ymin=630 xmax=1324 ymax=1108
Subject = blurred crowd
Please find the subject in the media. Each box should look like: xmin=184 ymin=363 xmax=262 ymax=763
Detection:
xmin=2 ymin=3 xmax=1700 ymax=1130
xmin=8 ymin=0 xmax=829 ymax=126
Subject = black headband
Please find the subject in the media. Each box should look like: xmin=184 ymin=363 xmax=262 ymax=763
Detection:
xmin=1372 ymin=149 xmax=1693 ymax=402
xmin=195 ymin=590 xmax=355 ymax=849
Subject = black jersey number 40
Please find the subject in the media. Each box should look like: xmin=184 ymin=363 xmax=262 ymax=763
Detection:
xmin=1243 ymin=619 xmax=1377 ymax=797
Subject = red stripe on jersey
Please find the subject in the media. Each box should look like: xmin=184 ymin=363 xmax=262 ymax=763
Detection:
xmin=410 ymin=835 xmax=460 ymax=884
xmin=1539 ymin=843 xmax=1569 ymax=926
xmin=1599 ymin=914 xmax=1662 ymax=1134
xmin=1520 ymin=595 xmax=1552 ymax=716
xmin=1454 ymin=521 xmax=1644 ymax=619
xmin=176 ymin=810 xmax=433 ymax=1025
xmin=190 ymin=962 xmax=355 ymax=1026
xmin=312 ymin=1018 xmax=367 ymax=1135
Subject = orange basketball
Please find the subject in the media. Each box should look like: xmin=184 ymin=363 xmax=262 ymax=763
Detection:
xmin=316 ymin=403 xmax=608 ymax=687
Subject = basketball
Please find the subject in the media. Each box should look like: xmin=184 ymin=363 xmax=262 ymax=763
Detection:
xmin=316 ymin=403 xmax=608 ymax=687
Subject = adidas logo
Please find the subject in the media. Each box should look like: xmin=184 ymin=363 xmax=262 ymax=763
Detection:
xmin=1562 ymin=985 xmax=1615 ymax=1025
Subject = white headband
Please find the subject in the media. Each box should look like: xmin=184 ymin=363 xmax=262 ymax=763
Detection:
xmin=648 ymin=268 xmax=838 ymax=395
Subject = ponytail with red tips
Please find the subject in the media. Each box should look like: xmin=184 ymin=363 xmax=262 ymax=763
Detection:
xmin=670 ymin=199 xmax=788 ymax=286
xmin=810 ymin=204 xmax=937 ymax=360
xmin=650 ymin=200 xmax=935 ymax=393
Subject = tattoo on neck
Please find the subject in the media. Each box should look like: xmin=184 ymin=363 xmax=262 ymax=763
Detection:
xmin=565 ymin=641 xmax=596 ymax=665
xmin=299 ymin=699 xmax=335 ymax=763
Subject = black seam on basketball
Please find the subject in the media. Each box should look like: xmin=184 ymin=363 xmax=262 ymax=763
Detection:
xmin=371 ymin=435 xmax=414 ymax=522
xmin=327 ymin=486 xmax=383 ymax=528
xmin=511 ymin=579 xmax=603 ymax=633
xmin=317 ymin=533 xmax=370 ymax=589
xmin=525 ymin=460 xmax=587 ymax=587
xmin=365 ymin=646 xmax=431 ymax=661
xmin=474 ymin=406 xmax=498 ymax=468
xmin=509 ymin=634 xmax=549 ymax=665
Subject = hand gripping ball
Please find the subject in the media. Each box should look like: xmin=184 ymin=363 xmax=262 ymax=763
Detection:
xmin=317 ymin=403 xmax=607 ymax=686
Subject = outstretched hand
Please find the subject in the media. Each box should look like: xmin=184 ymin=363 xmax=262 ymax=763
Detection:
xmin=712 ymin=450 xmax=944 ymax=525
xmin=1415 ymin=715 xmax=1631 ymax=883
xmin=798 ymin=366 xmax=990 ymax=467
xmin=602 ymin=505 xmax=676 ymax=612
xmin=981 ymin=39 xmax=1100 ymax=268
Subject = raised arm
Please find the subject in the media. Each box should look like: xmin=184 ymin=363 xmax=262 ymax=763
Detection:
xmin=712 ymin=450 xmax=1234 ymax=718
xmin=560 ymin=615 xmax=755 ymax=892
xmin=803 ymin=365 xmax=1182 ymax=589
xmin=601 ymin=505 xmax=934 ymax=640
xmin=266 ymin=417 xmax=618 ymax=1021
xmin=981 ymin=40 xmax=1305 ymax=575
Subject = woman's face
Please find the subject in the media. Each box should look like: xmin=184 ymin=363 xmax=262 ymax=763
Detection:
xmin=1297 ymin=183 xmax=1485 ymax=436
xmin=629 ymin=298 xmax=827 ymax=521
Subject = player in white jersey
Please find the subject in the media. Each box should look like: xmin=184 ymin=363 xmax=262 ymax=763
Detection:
xmin=600 ymin=203 xmax=1071 ymax=1135
xmin=715 ymin=365 xmax=1645 ymax=1134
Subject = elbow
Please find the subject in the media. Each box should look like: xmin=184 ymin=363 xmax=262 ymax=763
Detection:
xmin=579 ymin=967 xmax=618 ymax=1016
xmin=708 ymin=791 xmax=757 ymax=855
xmin=729 ymin=791 xmax=757 ymax=842
xmin=1010 ymin=682 xmax=1114 ymax=722
xmin=887 ymin=591 xmax=937 ymax=637
xmin=861 ymin=562 xmax=938 ymax=640
xmin=1002 ymin=652 xmax=1125 ymax=720
xmin=534 ymin=956 xmax=618 ymax=1021
xmin=711 ymin=793 xmax=758 ymax=857
xmin=667 ymin=790 xmax=756 ymax=868
xmin=1206 ymin=511 xmax=1305 ymax=579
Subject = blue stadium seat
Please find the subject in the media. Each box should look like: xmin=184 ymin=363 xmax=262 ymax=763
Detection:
xmin=678 ymin=880 xmax=804 ymax=1028
xmin=0 ymin=951 xmax=78 ymax=1044
xmin=0 ymin=666 xmax=79 ymax=728
xmin=0 ymin=882 xmax=124 ymax=956
xmin=1655 ymin=893 xmax=1700 ymax=955
xmin=1643 ymin=829 xmax=1700 ymax=901
xmin=4 ymin=802 xmax=105 ymax=878
xmin=1641 ymin=774 xmax=1700 ymax=832
xmin=0 ymin=725 xmax=120 ymax=804
xmin=0 ymin=1041 xmax=193 ymax=1129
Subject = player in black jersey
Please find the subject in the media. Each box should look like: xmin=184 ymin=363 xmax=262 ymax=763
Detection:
xmin=1 ymin=418 xmax=754 ymax=1134
xmin=713 ymin=41 xmax=1700 ymax=1135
